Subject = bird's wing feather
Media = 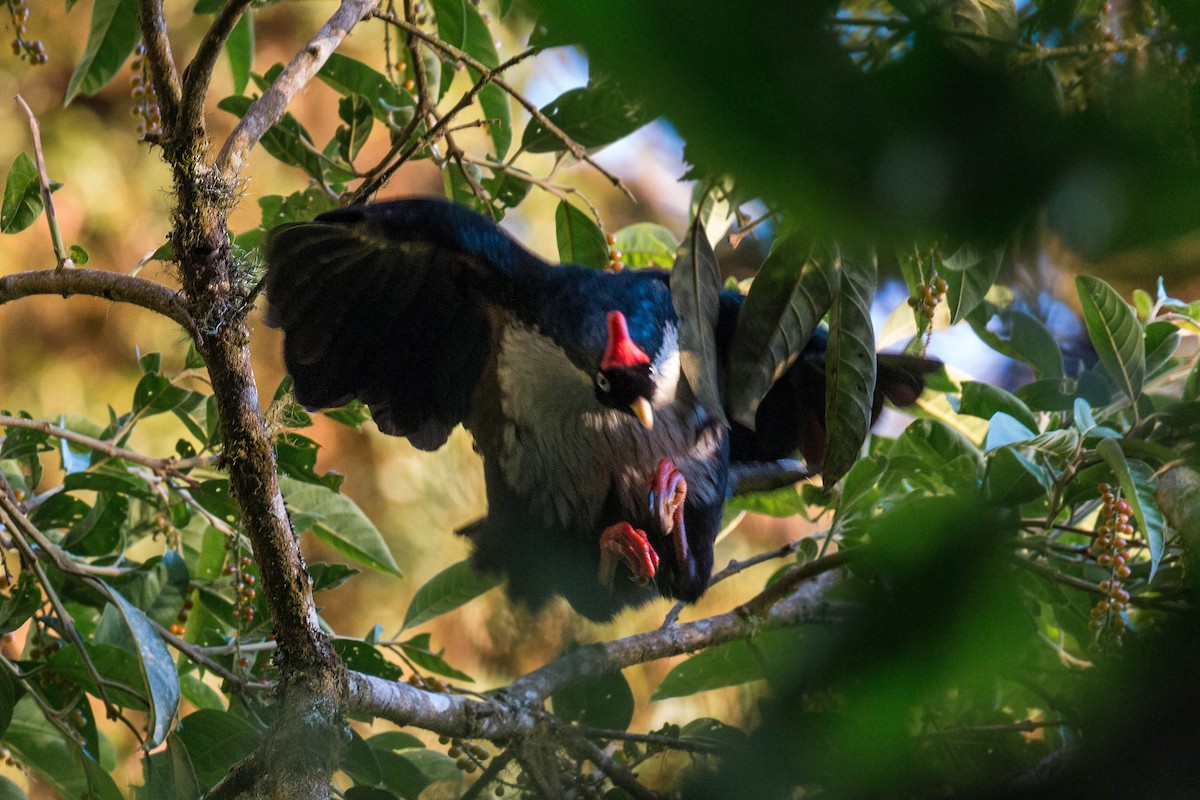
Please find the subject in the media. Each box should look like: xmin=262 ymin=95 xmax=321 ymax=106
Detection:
xmin=264 ymin=199 xmax=551 ymax=450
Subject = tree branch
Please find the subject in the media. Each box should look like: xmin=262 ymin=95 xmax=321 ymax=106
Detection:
xmin=728 ymin=459 xmax=811 ymax=495
xmin=0 ymin=268 xmax=197 ymax=339
xmin=135 ymin=0 xmax=182 ymax=132
xmin=215 ymin=0 xmax=382 ymax=180
xmin=180 ymin=0 xmax=255 ymax=137
xmin=347 ymin=566 xmax=841 ymax=738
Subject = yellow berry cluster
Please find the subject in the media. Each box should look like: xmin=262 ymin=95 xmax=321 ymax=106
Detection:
xmin=606 ymin=234 xmax=624 ymax=271
xmin=1088 ymin=483 xmax=1133 ymax=652
xmin=907 ymin=273 xmax=948 ymax=323
xmin=130 ymin=44 xmax=163 ymax=139
xmin=6 ymin=0 xmax=46 ymax=64
xmin=439 ymin=735 xmax=492 ymax=775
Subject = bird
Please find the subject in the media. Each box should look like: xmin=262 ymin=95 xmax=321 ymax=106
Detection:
xmin=264 ymin=199 xmax=936 ymax=621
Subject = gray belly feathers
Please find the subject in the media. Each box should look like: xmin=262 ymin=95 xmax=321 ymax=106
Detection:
xmin=492 ymin=322 xmax=722 ymax=529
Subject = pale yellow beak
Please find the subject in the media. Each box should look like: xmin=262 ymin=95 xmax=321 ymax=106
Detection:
xmin=629 ymin=397 xmax=654 ymax=430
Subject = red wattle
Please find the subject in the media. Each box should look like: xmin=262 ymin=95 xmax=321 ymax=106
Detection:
xmin=601 ymin=311 xmax=651 ymax=369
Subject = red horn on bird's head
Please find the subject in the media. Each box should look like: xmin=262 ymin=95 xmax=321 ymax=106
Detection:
xmin=601 ymin=311 xmax=651 ymax=370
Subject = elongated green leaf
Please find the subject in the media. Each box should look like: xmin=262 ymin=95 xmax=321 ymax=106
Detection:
xmin=551 ymin=670 xmax=634 ymax=730
xmin=613 ymin=223 xmax=678 ymax=269
xmin=521 ymin=82 xmax=650 ymax=153
xmin=138 ymin=732 xmax=201 ymax=800
xmin=726 ymin=236 xmax=837 ymax=427
xmin=652 ymin=629 xmax=805 ymax=700
xmin=822 ymin=248 xmax=876 ymax=485
xmin=279 ymin=477 xmax=401 ymax=576
xmin=1 ymin=153 xmax=44 ymax=234
xmin=982 ymin=446 xmax=1050 ymax=505
xmin=105 ymin=586 xmax=180 ymax=748
xmin=337 ymin=95 xmax=374 ymax=162
xmin=968 ymin=303 xmax=1064 ymax=380
xmin=4 ymin=697 xmax=124 ymax=800
xmin=225 ymin=11 xmax=254 ymax=96
xmin=318 ymin=54 xmax=412 ymax=120
xmin=1096 ymin=438 xmax=1165 ymax=579
xmin=175 ymin=710 xmax=262 ymax=791
xmin=399 ymin=633 xmax=473 ymax=682
xmin=1076 ymin=276 xmax=1145 ymax=403
xmin=428 ymin=0 xmax=510 ymax=157
xmin=65 ymin=0 xmax=142 ymax=102
xmin=401 ymin=560 xmax=499 ymax=630
xmin=671 ymin=214 xmax=727 ymax=425
xmin=554 ymin=201 xmax=608 ymax=269
xmin=1143 ymin=319 xmax=1179 ymax=379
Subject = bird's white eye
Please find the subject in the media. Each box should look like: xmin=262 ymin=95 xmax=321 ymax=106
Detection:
xmin=595 ymin=373 xmax=611 ymax=392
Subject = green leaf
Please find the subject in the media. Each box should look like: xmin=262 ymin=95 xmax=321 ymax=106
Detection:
xmin=551 ymin=669 xmax=634 ymax=730
xmin=399 ymin=633 xmax=473 ymax=682
xmin=726 ymin=236 xmax=837 ymax=427
xmin=1 ymin=153 xmax=44 ymax=234
xmin=309 ymin=562 xmax=359 ymax=592
xmin=1076 ymin=276 xmax=1145 ymax=404
xmin=65 ymin=0 xmax=142 ymax=102
xmin=133 ymin=373 xmax=191 ymax=416
xmin=0 ymin=670 xmax=16 ymax=742
xmin=105 ymin=585 xmax=181 ymax=748
xmin=218 ymin=95 xmax=323 ymax=180
xmin=0 ymin=776 xmax=26 ymax=800
xmin=279 ymin=477 xmax=401 ymax=577
xmin=957 ymin=381 xmax=1038 ymax=432
xmin=1156 ymin=466 xmax=1200 ymax=565
xmin=521 ymin=81 xmax=650 ymax=153
xmin=671 ymin=213 xmax=727 ymax=425
xmin=4 ymin=698 xmax=123 ymax=800
xmin=940 ymin=244 xmax=1003 ymax=324
xmin=1096 ymin=438 xmax=1165 ymax=579
xmin=823 ymin=248 xmax=877 ymax=485
xmin=139 ymin=732 xmax=201 ymax=800
xmin=726 ymin=485 xmax=807 ymax=517
xmin=1143 ymin=319 xmax=1180 ymax=378
xmin=554 ymin=200 xmax=608 ymax=269
xmin=428 ymin=0 xmax=510 ymax=157
xmin=258 ymin=188 xmax=338 ymax=231
xmin=68 ymin=244 xmax=89 ymax=264
xmin=982 ymin=446 xmax=1050 ymax=505
xmin=401 ymin=560 xmax=499 ymax=630
xmin=652 ymin=629 xmax=805 ymax=700
xmin=968 ymin=303 xmax=1065 ymax=380
xmin=317 ymin=54 xmax=413 ymax=122
xmin=0 ymin=572 xmax=43 ymax=634
xmin=174 ymin=710 xmax=262 ymax=791
xmin=612 ymin=223 xmax=678 ymax=269
xmin=225 ymin=11 xmax=254 ymax=96
xmin=337 ymin=95 xmax=374 ymax=163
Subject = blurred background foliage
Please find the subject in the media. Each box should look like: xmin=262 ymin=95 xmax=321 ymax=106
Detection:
xmin=0 ymin=0 xmax=1199 ymax=797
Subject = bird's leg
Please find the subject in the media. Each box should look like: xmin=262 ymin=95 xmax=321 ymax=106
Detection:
xmin=648 ymin=458 xmax=689 ymax=565
xmin=598 ymin=522 xmax=659 ymax=589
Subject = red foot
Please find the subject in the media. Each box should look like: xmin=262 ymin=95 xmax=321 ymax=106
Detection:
xmin=599 ymin=522 xmax=659 ymax=589
xmin=648 ymin=458 xmax=689 ymax=565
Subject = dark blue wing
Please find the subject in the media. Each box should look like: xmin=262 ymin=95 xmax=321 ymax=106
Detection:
xmin=264 ymin=199 xmax=551 ymax=450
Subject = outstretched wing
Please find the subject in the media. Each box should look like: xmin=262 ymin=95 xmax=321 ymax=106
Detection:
xmin=264 ymin=199 xmax=550 ymax=450
xmin=718 ymin=291 xmax=940 ymax=465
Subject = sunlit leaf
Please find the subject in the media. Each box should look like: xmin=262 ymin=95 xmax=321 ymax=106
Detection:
xmin=279 ymin=477 xmax=401 ymax=577
xmin=1076 ymin=276 xmax=1145 ymax=404
xmin=554 ymin=200 xmax=608 ymax=269
xmin=522 ymin=81 xmax=650 ymax=153
xmin=65 ymin=0 xmax=141 ymax=102
xmin=1 ymin=153 xmax=44 ymax=234
xmin=401 ymin=560 xmax=499 ymax=630
xmin=968 ymin=303 xmax=1065 ymax=380
xmin=612 ymin=222 xmax=678 ymax=269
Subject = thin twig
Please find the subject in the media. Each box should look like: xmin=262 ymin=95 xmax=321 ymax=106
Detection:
xmin=216 ymin=0 xmax=383 ymax=179
xmin=371 ymin=10 xmax=634 ymax=200
xmin=566 ymin=736 xmax=659 ymax=800
xmin=922 ymin=718 xmax=1069 ymax=737
xmin=0 ymin=414 xmax=217 ymax=476
xmin=458 ymin=750 xmax=513 ymax=800
xmin=13 ymin=97 xmax=70 ymax=269
xmin=181 ymin=0 xmax=256 ymax=135
xmin=0 ymin=268 xmax=197 ymax=339
xmin=152 ymin=620 xmax=269 ymax=690
xmin=569 ymin=725 xmax=724 ymax=755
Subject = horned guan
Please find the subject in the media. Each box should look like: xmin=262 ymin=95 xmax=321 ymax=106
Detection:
xmin=264 ymin=199 xmax=935 ymax=620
